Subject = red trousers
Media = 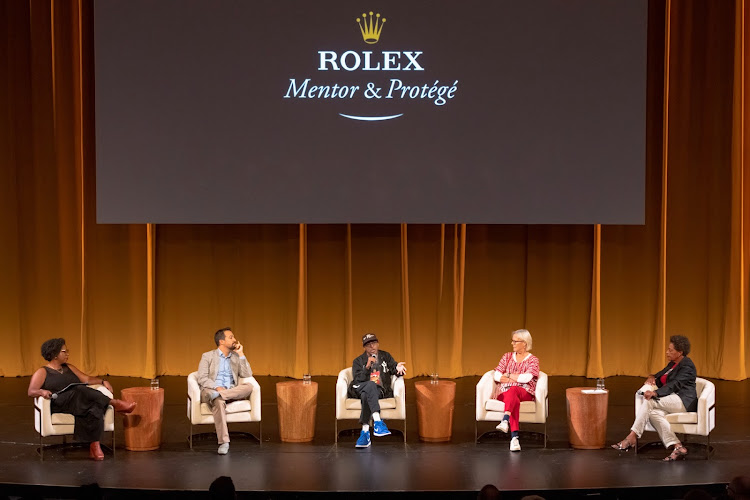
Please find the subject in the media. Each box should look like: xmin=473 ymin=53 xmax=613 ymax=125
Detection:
xmin=496 ymin=386 xmax=535 ymax=432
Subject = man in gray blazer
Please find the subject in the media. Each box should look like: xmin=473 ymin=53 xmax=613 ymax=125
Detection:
xmin=197 ymin=327 xmax=254 ymax=454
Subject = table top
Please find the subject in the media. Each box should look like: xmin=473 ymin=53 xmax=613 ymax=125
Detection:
xmin=415 ymin=380 xmax=456 ymax=389
xmin=121 ymin=387 xmax=164 ymax=395
xmin=566 ymin=387 xmax=609 ymax=395
xmin=276 ymin=380 xmax=318 ymax=389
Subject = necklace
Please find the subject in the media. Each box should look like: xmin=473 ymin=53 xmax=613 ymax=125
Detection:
xmin=48 ymin=364 xmax=63 ymax=374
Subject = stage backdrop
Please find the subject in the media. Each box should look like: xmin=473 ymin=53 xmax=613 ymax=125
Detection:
xmin=1 ymin=0 xmax=749 ymax=380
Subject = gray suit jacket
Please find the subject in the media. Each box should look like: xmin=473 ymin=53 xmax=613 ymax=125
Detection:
xmin=197 ymin=349 xmax=253 ymax=403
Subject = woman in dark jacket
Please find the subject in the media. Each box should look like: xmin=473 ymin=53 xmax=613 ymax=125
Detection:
xmin=611 ymin=335 xmax=698 ymax=461
xmin=27 ymin=338 xmax=136 ymax=460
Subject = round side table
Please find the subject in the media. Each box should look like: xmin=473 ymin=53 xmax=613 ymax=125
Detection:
xmin=276 ymin=380 xmax=318 ymax=443
xmin=415 ymin=380 xmax=456 ymax=442
xmin=121 ymin=387 xmax=164 ymax=451
xmin=566 ymin=387 xmax=608 ymax=449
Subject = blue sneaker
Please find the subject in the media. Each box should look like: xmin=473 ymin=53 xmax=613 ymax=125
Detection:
xmin=355 ymin=430 xmax=371 ymax=448
xmin=373 ymin=420 xmax=391 ymax=437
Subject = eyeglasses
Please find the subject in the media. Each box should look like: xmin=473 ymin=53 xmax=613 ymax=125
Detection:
xmin=60 ymin=349 xmax=69 ymax=354
xmin=510 ymin=340 xmax=525 ymax=344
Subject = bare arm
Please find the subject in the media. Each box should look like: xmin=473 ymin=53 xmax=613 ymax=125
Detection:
xmin=67 ymin=364 xmax=114 ymax=394
xmin=28 ymin=368 xmax=52 ymax=399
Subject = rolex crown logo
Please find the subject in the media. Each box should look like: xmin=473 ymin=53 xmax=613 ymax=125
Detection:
xmin=356 ymin=11 xmax=386 ymax=44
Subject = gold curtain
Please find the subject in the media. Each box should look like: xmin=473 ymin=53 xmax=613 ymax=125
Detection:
xmin=1 ymin=0 xmax=748 ymax=380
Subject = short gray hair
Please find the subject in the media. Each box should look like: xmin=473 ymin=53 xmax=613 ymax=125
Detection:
xmin=512 ymin=329 xmax=533 ymax=351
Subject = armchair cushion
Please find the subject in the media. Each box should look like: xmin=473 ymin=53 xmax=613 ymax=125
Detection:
xmin=484 ymin=399 xmax=537 ymax=414
xmin=200 ymin=400 xmax=252 ymax=416
xmin=664 ymin=412 xmax=698 ymax=425
xmin=344 ymin=398 xmax=397 ymax=411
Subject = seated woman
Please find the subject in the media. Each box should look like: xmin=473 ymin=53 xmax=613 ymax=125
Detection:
xmin=27 ymin=338 xmax=136 ymax=460
xmin=492 ymin=329 xmax=540 ymax=452
xmin=611 ymin=334 xmax=698 ymax=461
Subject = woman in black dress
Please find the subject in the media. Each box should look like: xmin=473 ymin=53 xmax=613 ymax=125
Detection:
xmin=27 ymin=338 xmax=136 ymax=460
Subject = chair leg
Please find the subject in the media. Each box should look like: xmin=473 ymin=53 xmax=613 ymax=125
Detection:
xmin=189 ymin=422 xmax=193 ymax=450
xmin=335 ymin=419 xmax=338 ymax=444
xmin=403 ymin=416 xmax=406 ymax=443
xmin=39 ymin=434 xmax=43 ymax=462
xmin=112 ymin=424 xmax=116 ymax=459
xmin=474 ymin=421 xmax=478 ymax=444
xmin=543 ymin=421 xmax=547 ymax=448
xmin=706 ymin=433 xmax=710 ymax=460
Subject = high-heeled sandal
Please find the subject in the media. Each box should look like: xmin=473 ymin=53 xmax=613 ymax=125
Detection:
xmin=663 ymin=445 xmax=687 ymax=461
xmin=610 ymin=439 xmax=635 ymax=451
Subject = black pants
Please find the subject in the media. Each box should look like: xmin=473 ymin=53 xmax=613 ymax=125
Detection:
xmin=51 ymin=386 xmax=111 ymax=443
xmin=353 ymin=381 xmax=385 ymax=424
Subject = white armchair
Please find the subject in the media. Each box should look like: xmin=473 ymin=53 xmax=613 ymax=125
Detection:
xmin=33 ymin=385 xmax=115 ymax=461
xmin=335 ymin=367 xmax=406 ymax=442
xmin=475 ymin=370 xmax=548 ymax=447
xmin=634 ymin=376 xmax=716 ymax=459
xmin=186 ymin=371 xmax=261 ymax=448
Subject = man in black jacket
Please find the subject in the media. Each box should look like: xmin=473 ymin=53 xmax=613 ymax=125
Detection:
xmin=348 ymin=333 xmax=406 ymax=448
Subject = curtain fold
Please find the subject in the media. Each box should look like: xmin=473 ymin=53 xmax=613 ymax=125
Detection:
xmin=2 ymin=0 xmax=748 ymax=380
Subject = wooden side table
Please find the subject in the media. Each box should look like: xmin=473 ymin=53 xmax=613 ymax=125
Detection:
xmin=276 ymin=380 xmax=318 ymax=443
xmin=566 ymin=387 xmax=608 ymax=449
xmin=121 ymin=387 xmax=164 ymax=451
xmin=415 ymin=380 xmax=456 ymax=442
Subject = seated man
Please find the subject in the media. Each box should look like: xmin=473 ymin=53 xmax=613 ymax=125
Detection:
xmin=197 ymin=327 xmax=253 ymax=455
xmin=348 ymin=333 xmax=406 ymax=448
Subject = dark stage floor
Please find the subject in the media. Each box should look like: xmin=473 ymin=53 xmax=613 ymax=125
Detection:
xmin=0 ymin=374 xmax=748 ymax=499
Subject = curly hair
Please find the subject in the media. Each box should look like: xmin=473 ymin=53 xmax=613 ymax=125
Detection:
xmin=41 ymin=338 xmax=66 ymax=361
xmin=670 ymin=335 xmax=691 ymax=356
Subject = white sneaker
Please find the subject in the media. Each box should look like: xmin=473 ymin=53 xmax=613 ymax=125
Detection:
xmin=218 ymin=443 xmax=229 ymax=455
xmin=495 ymin=420 xmax=509 ymax=433
xmin=510 ymin=436 xmax=521 ymax=452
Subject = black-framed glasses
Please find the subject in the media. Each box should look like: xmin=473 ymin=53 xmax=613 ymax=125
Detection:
xmin=510 ymin=340 xmax=525 ymax=344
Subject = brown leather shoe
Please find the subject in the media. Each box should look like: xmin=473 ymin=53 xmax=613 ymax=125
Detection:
xmin=110 ymin=399 xmax=136 ymax=414
xmin=89 ymin=441 xmax=104 ymax=460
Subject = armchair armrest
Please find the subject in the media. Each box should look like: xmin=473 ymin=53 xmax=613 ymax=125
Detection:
xmin=240 ymin=376 xmax=262 ymax=421
xmin=336 ymin=368 xmax=352 ymax=419
xmin=391 ymin=375 xmax=405 ymax=400
xmin=476 ymin=371 xmax=495 ymax=420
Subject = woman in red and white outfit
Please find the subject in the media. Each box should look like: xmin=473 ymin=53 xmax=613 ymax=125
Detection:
xmin=492 ymin=328 xmax=540 ymax=452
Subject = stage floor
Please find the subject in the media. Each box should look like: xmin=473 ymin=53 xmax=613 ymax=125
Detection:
xmin=0 ymin=375 xmax=747 ymax=499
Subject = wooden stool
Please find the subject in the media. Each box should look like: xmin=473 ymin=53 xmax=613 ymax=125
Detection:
xmin=566 ymin=387 xmax=609 ymax=449
xmin=121 ymin=387 xmax=164 ymax=451
xmin=276 ymin=381 xmax=318 ymax=443
xmin=415 ymin=380 xmax=456 ymax=442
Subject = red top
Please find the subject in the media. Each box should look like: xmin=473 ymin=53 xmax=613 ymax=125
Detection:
xmin=494 ymin=352 xmax=540 ymax=397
